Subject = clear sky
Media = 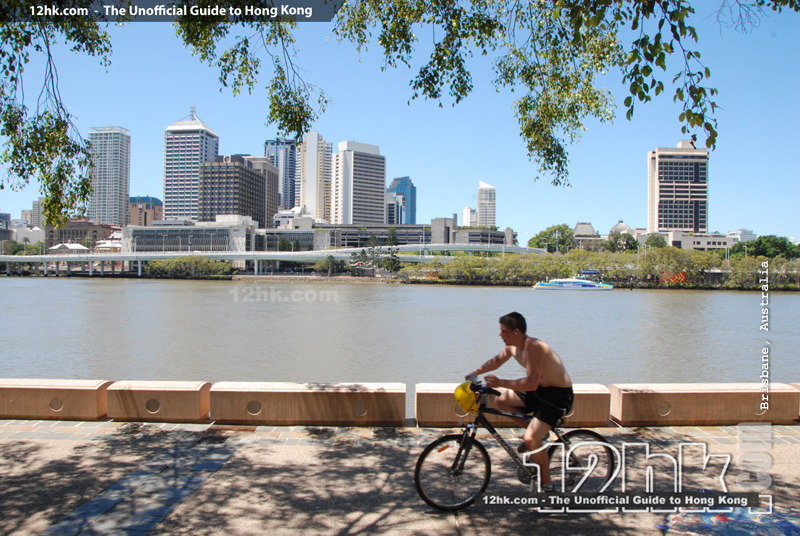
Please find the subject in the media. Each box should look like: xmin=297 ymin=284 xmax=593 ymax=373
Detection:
xmin=1 ymin=6 xmax=798 ymax=244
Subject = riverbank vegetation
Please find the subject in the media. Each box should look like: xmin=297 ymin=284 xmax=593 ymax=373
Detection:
xmin=144 ymin=257 xmax=234 ymax=280
xmin=398 ymin=247 xmax=799 ymax=290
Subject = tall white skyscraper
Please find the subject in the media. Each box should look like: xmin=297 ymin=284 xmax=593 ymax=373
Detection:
xmin=296 ymin=131 xmax=332 ymax=221
xmin=265 ymin=137 xmax=297 ymax=210
xmin=462 ymin=206 xmax=477 ymax=227
xmin=331 ymin=141 xmax=386 ymax=225
xmin=87 ymin=126 xmax=131 ymax=225
xmin=647 ymin=140 xmax=709 ymax=233
xmin=163 ymin=108 xmax=219 ymax=221
xmin=477 ymin=181 xmax=496 ymax=227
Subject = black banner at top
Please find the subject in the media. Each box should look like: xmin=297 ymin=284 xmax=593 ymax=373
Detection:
xmin=11 ymin=0 xmax=343 ymax=23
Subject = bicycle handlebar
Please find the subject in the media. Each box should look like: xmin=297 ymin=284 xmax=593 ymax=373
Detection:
xmin=468 ymin=379 xmax=501 ymax=398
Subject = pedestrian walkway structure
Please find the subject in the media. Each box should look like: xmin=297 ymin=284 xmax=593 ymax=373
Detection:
xmin=0 ymin=243 xmax=543 ymax=276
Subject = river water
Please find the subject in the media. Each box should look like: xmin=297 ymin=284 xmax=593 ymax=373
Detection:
xmin=1 ymin=277 xmax=797 ymax=407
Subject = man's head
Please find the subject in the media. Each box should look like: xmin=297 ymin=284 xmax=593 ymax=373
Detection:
xmin=500 ymin=312 xmax=527 ymax=334
xmin=499 ymin=312 xmax=527 ymax=345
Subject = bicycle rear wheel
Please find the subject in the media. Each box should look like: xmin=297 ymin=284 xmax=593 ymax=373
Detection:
xmin=547 ymin=430 xmax=615 ymax=492
xmin=414 ymin=433 xmax=491 ymax=511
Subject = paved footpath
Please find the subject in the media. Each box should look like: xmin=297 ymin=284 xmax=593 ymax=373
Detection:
xmin=1 ymin=419 xmax=798 ymax=535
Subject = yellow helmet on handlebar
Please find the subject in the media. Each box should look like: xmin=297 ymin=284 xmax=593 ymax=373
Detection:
xmin=454 ymin=381 xmax=480 ymax=414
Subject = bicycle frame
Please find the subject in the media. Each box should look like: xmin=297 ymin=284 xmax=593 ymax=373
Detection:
xmin=455 ymin=391 xmax=566 ymax=481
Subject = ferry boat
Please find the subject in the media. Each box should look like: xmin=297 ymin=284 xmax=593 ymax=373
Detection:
xmin=533 ymin=277 xmax=614 ymax=290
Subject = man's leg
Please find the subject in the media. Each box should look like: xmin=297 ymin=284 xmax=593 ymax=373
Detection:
xmin=494 ymin=390 xmax=530 ymax=428
xmin=524 ymin=417 xmax=554 ymax=486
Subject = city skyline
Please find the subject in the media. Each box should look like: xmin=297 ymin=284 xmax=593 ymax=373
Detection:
xmin=0 ymin=16 xmax=798 ymax=241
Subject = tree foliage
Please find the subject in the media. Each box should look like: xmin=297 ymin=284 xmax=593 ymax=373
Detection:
xmin=730 ymin=235 xmax=799 ymax=259
xmin=527 ymin=223 xmax=576 ymax=252
xmin=3 ymin=0 xmax=798 ymax=222
xmin=606 ymin=232 xmax=639 ymax=252
xmin=144 ymin=256 xmax=233 ymax=279
xmin=0 ymin=4 xmax=111 ymax=225
xmin=645 ymin=233 xmax=668 ymax=248
xmin=400 ymin=246 xmax=800 ymax=289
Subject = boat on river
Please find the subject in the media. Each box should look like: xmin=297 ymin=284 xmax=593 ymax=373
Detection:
xmin=533 ymin=277 xmax=614 ymax=290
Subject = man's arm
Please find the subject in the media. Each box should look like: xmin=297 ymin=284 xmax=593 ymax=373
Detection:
xmin=485 ymin=340 xmax=544 ymax=391
xmin=466 ymin=347 xmax=511 ymax=380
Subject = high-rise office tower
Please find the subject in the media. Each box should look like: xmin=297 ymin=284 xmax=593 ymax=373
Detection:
xmin=477 ymin=181 xmax=496 ymax=227
xmin=647 ymin=140 xmax=709 ymax=233
xmin=163 ymin=108 xmax=219 ymax=221
xmin=331 ymin=141 xmax=386 ymax=225
xmin=199 ymin=155 xmax=279 ymax=228
xmin=387 ymin=176 xmax=417 ymax=224
xmin=296 ymin=131 xmax=332 ymax=222
xmin=87 ymin=126 xmax=131 ymax=225
xmin=265 ymin=137 xmax=297 ymax=210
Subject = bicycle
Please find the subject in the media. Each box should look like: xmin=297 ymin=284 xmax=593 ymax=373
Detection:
xmin=414 ymin=379 xmax=617 ymax=511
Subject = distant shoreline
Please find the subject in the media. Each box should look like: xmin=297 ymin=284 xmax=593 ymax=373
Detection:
xmin=5 ymin=272 xmax=796 ymax=291
xmin=233 ymin=274 xmax=398 ymax=284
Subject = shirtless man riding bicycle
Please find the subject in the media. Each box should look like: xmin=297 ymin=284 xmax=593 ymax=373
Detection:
xmin=466 ymin=312 xmax=574 ymax=489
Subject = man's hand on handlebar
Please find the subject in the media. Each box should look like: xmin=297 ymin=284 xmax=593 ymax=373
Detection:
xmin=484 ymin=375 xmax=502 ymax=389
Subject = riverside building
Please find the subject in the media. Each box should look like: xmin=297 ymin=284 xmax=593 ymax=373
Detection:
xmin=647 ymin=140 xmax=709 ymax=234
xmin=122 ymin=215 xmax=257 ymax=254
xmin=87 ymin=126 xmax=131 ymax=226
xmin=163 ymin=108 xmax=220 ymax=221
xmin=331 ymin=141 xmax=386 ymax=225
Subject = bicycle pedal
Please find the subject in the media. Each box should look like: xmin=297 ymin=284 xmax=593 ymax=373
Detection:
xmin=516 ymin=466 xmax=532 ymax=485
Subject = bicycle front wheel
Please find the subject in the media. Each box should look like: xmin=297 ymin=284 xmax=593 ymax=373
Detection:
xmin=414 ymin=433 xmax=491 ymax=511
xmin=547 ymin=429 xmax=616 ymax=493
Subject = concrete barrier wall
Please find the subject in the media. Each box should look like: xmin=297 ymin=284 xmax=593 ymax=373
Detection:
xmin=610 ymin=383 xmax=800 ymax=426
xmin=210 ymin=382 xmax=406 ymax=426
xmin=0 ymin=379 xmax=113 ymax=421
xmin=793 ymin=384 xmax=800 ymax=418
xmin=415 ymin=383 xmax=611 ymax=427
xmin=1 ymin=379 xmax=798 ymax=426
xmin=107 ymin=381 xmax=212 ymax=423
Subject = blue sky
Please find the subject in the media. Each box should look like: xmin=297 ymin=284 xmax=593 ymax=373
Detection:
xmin=2 ymin=6 xmax=798 ymax=244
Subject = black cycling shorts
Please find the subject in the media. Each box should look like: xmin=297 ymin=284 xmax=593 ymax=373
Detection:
xmin=513 ymin=386 xmax=574 ymax=428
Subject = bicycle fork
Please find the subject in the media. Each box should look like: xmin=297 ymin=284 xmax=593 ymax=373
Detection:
xmin=450 ymin=426 xmax=478 ymax=475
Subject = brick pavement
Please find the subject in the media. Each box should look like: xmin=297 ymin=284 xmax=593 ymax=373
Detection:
xmin=1 ymin=419 xmax=798 ymax=535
